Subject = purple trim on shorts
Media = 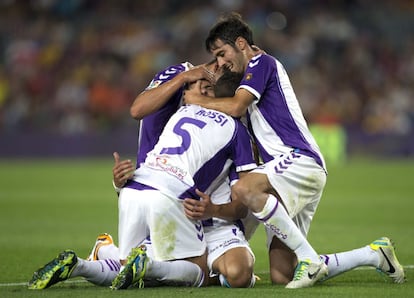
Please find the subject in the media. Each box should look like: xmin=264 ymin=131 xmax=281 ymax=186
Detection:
xmin=258 ymin=199 xmax=279 ymax=222
xmin=202 ymin=218 xmax=213 ymax=227
xmin=178 ymin=186 xmax=198 ymax=200
xmin=125 ymin=180 xmax=156 ymax=191
xmin=125 ymin=180 xmax=196 ymax=201
xmin=235 ymin=219 xmax=245 ymax=235
xmin=293 ymin=148 xmax=325 ymax=169
xmin=293 ymin=148 xmax=309 ymax=158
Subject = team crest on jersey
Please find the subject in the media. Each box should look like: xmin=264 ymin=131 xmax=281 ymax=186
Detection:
xmin=245 ymin=73 xmax=253 ymax=81
xmin=146 ymin=79 xmax=162 ymax=90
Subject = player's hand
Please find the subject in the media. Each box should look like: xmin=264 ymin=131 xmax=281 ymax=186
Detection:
xmin=112 ymin=152 xmax=134 ymax=187
xmin=182 ymin=63 xmax=218 ymax=84
xmin=183 ymin=189 xmax=216 ymax=220
xmin=183 ymin=82 xmax=200 ymax=105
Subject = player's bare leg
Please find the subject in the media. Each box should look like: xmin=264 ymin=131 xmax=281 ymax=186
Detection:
xmin=268 ymin=236 xmax=297 ymax=284
xmin=233 ymin=172 xmax=327 ymax=288
xmin=212 ymin=247 xmax=255 ymax=288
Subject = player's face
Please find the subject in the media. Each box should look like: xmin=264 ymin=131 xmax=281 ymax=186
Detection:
xmin=210 ymin=38 xmax=245 ymax=73
xmin=199 ymin=79 xmax=214 ymax=97
xmin=187 ymin=79 xmax=214 ymax=97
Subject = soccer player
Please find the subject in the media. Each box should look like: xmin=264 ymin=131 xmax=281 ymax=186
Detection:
xmin=128 ymin=61 xmax=218 ymax=174
xmin=110 ymin=67 xmax=258 ymax=288
xmin=113 ymin=71 xmax=258 ymax=289
xmin=27 ymin=71 xmax=258 ymax=290
xmin=183 ymin=12 xmax=405 ymax=288
xmin=110 ymin=156 xmax=257 ymax=289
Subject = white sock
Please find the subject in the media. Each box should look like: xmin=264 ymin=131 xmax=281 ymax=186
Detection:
xmin=97 ymin=244 xmax=119 ymax=260
xmin=248 ymin=274 xmax=257 ymax=288
xmin=145 ymin=259 xmax=204 ymax=287
xmin=218 ymin=274 xmax=256 ymax=288
xmin=71 ymin=258 xmax=121 ymax=286
xmin=218 ymin=274 xmax=231 ymax=287
xmin=253 ymin=194 xmax=320 ymax=263
xmin=320 ymin=245 xmax=379 ymax=280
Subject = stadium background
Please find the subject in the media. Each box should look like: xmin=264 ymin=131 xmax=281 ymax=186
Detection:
xmin=0 ymin=0 xmax=413 ymax=160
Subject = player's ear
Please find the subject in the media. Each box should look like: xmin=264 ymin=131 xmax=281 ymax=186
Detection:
xmin=236 ymin=37 xmax=247 ymax=50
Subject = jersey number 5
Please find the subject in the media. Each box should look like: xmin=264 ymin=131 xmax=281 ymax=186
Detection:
xmin=160 ymin=117 xmax=206 ymax=155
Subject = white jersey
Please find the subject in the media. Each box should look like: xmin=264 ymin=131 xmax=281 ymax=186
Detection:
xmin=131 ymin=104 xmax=257 ymax=200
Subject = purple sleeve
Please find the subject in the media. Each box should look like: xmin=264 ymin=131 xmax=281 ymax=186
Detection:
xmin=240 ymin=54 xmax=275 ymax=100
xmin=231 ymin=120 xmax=257 ymax=171
xmin=145 ymin=63 xmax=187 ymax=89
xmin=136 ymin=64 xmax=187 ymax=167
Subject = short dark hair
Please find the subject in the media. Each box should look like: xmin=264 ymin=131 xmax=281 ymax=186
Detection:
xmin=214 ymin=71 xmax=244 ymax=97
xmin=205 ymin=12 xmax=254 ymax=52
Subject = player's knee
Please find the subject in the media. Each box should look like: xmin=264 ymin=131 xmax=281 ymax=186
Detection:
xmin=232 ymin=180 xmax=252 ymax=203
xmin=222 ymin=264 xmax=254 ymax=288
xmin=232 ymin=181 xmax=264 ymax=213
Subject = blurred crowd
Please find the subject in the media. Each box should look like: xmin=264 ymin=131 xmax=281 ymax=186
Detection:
xmin=0 ymin=0 xmax=413 ymax=153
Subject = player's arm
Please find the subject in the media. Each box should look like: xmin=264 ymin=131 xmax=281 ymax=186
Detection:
xmin=183 ymin=86 xmax=255 ymax=118
xmin=184 ymin=170 xmax=252 ymax=221
xmin=130 ymin=64 xmax=216 ymax=120
xmin=184 ymin=189 xmax=248 ymax=221
xmin=130 ymin=73 xmax=186 ymax=120
xmin=213 ymin=193 xmax=248 ymax=220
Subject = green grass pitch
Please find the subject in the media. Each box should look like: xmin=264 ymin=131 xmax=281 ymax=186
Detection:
xmin=0 ymin=157 xmax=413 ymax=297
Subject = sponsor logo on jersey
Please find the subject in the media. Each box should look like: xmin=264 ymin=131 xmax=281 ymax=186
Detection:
xmin=147 ymin=156 xmax=188 ymax=181
xmin=146 ymin=79 xmax=162 ymax=90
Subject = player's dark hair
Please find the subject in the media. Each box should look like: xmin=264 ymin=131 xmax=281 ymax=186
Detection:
xmin=214 ymin=71 xmax=244 ymax=97
xmin=205 ymin=12 xmax=254 ymax=52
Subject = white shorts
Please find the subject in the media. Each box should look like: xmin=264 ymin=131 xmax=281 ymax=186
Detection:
xmin=251 ymin=151 xmax=326 ymax=246
xmin=118 ymin=187 xmax=206 ymax=261
xmin=204 ymin=222 xmax=255 ymax=276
